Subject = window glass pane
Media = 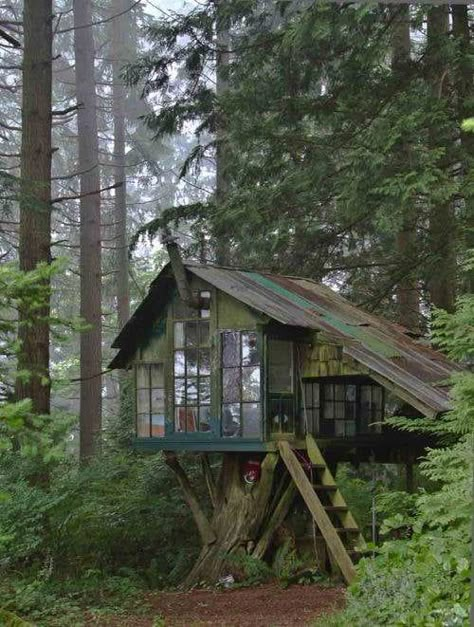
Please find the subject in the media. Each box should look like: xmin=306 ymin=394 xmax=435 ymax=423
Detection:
xmin=346 ymin=384 xmax=356 ymax=402
xmin=312 ymin=383 xmax=320 ymax=406
xmin=304 ymin=383 xmax=313 ymax=408
xmin=174 ymin=351 xmax=185 ymax=376
xmin=150 ymin=364 xmax=164 ymax=388
xmin=268 ymin=339 xmax=293 ymax=393
xmin=199 ymin=348 xmax=211 ymax=375
xmin=335 ymin=402 xmax=345 ymax=419
xmin=137 ymin=413 xmax=150 ymax=437
xmin=222 ymin=403 xmax=241 ymax=437
xmin=242 ymin=332 xmax=259 ymax=366
xmin=186 ymin=349 xmax=198 ymax=376
xmin=345 ymin=421 xmax=356 ymax=436
xmin=137 ymin=389 xmax=150 ymax=414
xmin=335 ymin=420 xmax=345 ymax=437
xmin=199 ymin=291 xmax=211 ymax=319
xmin=151 ymin=388 xmax=165 ymax=413
xmin=223 ymin=367 xmax=241 ymax=402
xmin=242 ymin=403 xmax=260 ymax=438
xmin=335 ymin=384 xmax=344 ymax=401
xmin=175 ymin=406 xmax=197 ymax=432
xmin=174 ymin=378 xmax=186 ymax=404
xmin=242 ymin=366 xmax=260 ymax=401
xmin=186 ymin=321 xmax=199 ymax=348
xmin=186 ymin=377 xmax=198 ymax=403
xmin=199 ymin=377 xmax=211 ymax=404
xmin=223 ymin=332 xmax=240 ymax=367
xmin=136 ymin=365 xmax=149 ymax=389
xmin=324 ymin=401 xmax=335 ymax=419
xmin=199 ymin=406 xmax=211 ymax=432
xmin=324 ymin=383 xmax=334 ymax=400
xmin=175 ymin=407 xmax=185 ymax=432
xmin=151 ymin=414 xmax=165 ymax=437
xmin=199 ymin=321 xmax=210 ymax=346
xmin=174 ymin=322 xmax=185 ymax=348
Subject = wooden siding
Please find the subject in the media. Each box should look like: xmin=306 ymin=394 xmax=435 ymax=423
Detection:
xmin=301 ymin=338 xmax=367 ymax=378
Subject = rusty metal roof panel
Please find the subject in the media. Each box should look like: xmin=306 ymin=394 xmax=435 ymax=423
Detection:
xmin=111 ymin=262 xmax=459 ymax=414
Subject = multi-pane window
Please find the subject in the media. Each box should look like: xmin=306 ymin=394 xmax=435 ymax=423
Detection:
xmin=174 ymin=317 xmax=211 ymax=433
xmin=221 ymin=331 xmax=261 ymax=438
xmin=301 ymin=379 xmax=384 ymax=437
xmin=136 ymin=364 xmax=165 ymax=437
xmin=268 ymin=339 xmax=295 ymax=434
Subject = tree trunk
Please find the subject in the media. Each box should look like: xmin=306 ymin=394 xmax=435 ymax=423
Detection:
xmin=74 ymin=0 xmax=102 ymax=460
xmin=391 ymin=6 xmax=420 ymax=333
xmin=213 ymin=0 xmax=231 ymax=265
xmin=165 ymin=452 xmax=294 ymax=587
xmin=427 ymin=6 xmax=456 ymax=312
xmin=16 ymin=0 xmax=53 ymax=414
xmin=452 ymin=5 xmax=474 ymax=295
xmin=111 ymin=0 xmax=130 ymax=331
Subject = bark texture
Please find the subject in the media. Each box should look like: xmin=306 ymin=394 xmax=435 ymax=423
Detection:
xmin=17 ymin=0 xmax=53 ymax=414
xmin=427 ymin=7 xmax=456 ymax=312
xmin=74 ymin=0 xmax=102 ymax=460
xmin=214 ymin=0 xmax=231 ymax=265
xmin=111 ymin=0 xmax=130 ymax=332
xmin=165 ymin=452 xmax=294 ymax=587
xmin=391 ymin=5 xmax=420 ymax=333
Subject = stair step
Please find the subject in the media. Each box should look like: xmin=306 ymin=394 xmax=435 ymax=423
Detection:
xmin=312 ymin=484 xmax=337 ymax=492
xmin=315 ymin=527 xmax=360 ymax=537
xmin=324 ymin=505 xmax=348 ymax=513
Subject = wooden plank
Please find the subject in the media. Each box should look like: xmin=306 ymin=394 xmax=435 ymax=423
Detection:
xmin=306 ymin=435 xmax=366 ymax=549
xmin=278 ymin=441 xmax=357 ymax=585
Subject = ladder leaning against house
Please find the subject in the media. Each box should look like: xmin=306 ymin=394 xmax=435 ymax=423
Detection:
xmin=278 ymin=435 xmax=366 ymax=584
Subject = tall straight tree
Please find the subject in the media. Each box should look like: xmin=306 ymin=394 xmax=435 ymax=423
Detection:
xmin=391 ymin=5 xmax=420 ymax=333
xmin=111 ymin=0 xmax=130 ymax=332
xmin=73 ymin=0 xmax=102 ymax=459
xmin=427 ymin=6 xmax=456 ymax=312
xmin=17 ymin=0 xmax=53 ymax=413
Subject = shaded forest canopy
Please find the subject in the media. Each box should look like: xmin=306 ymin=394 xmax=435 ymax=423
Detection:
xmin=0 ymin=1 xmax=473 ymax=626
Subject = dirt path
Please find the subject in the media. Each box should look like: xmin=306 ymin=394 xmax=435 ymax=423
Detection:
xmin=88 ymin=582 xmax=345 ymax=626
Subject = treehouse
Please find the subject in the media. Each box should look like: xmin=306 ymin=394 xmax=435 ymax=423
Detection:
xmin=110 ymin=254 xmax=456 ymax=463
xmin=110 ymin=249 xmax=459 ymax=585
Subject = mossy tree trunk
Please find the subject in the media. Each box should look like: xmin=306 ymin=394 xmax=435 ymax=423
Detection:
xmin=164 ymin=451 xmax=294 ymax=588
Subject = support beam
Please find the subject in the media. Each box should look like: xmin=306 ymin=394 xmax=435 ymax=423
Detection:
xmin=164 ymin=451 xmax=216 ymax=546
xmin=252 ymin=480 xmax=297 ymax=560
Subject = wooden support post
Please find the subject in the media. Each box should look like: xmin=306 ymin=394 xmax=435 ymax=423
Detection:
xmin=278 ymin=441 xmax=357 ymax=585
xmin=252 ymin=480 xmax=297 ymax=560
xmin=164 ymin=451 xmax=216 ymax=546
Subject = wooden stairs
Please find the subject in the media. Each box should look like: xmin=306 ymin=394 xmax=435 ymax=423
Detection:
xmin=278 ymin=435 xmax=366 ymax=584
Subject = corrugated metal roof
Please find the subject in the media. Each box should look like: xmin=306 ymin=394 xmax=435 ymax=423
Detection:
xmin=111 ymin=262 xmax=460 ymax=414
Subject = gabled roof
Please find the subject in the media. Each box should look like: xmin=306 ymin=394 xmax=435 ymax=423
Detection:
xmin=111 ymin=262 xmax=460 ymax=416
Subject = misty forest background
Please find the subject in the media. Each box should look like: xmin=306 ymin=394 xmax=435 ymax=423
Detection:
xmin=0 ymin=1 xmax=473 ymax=625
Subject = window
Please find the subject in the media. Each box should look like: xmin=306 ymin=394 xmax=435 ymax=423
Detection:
xmin=174 ymin=317 xmax=211 ymax=433
xmin=268 ymin=339 xmax=295 ymax=434
xmin=301 ymin=379 xmax=384 ymax=437
xmin=221 ymin=331 xmax=261 ymax=438
xmin=136 ymin=364 xmax=165 ymax=437
xmin=301 ymin=380 xmax=320 ymax=434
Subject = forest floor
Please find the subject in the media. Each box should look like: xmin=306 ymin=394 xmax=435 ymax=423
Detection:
xmin=85 ymin=582 xmax=345 ymax=626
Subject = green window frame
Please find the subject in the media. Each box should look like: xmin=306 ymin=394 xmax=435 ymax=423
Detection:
xmin=173 ymin=291 xmax=212 ymax=434
xmin=221 ymin=331 xmax=261 ymax=438
xmin=136 ymin=363 xmax=165 ymax=438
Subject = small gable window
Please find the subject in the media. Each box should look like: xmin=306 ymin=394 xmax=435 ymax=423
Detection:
xmin=221 ymin=331 xmax=261 ymax=438
xmin=136 ymin=364 xmax=165 ymax=437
